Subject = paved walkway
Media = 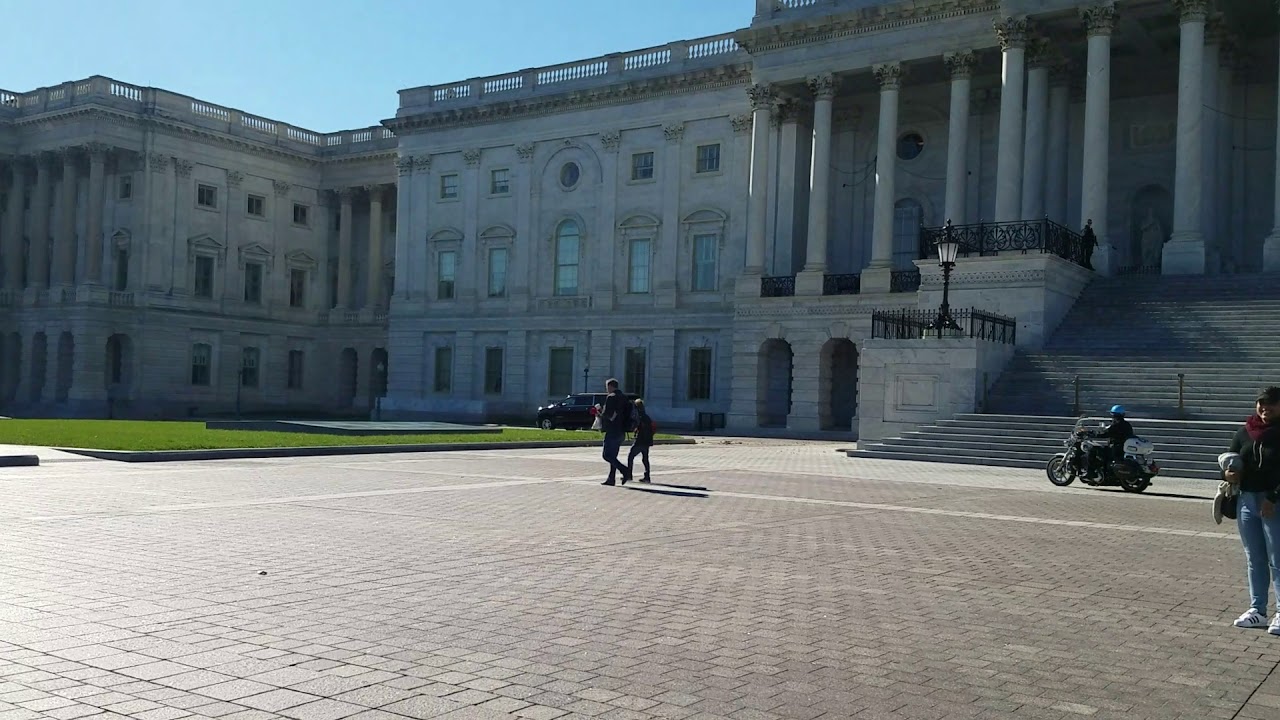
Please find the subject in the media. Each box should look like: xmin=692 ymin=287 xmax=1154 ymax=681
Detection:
xmin=0 ymin=442 xmax=1275 ymax=719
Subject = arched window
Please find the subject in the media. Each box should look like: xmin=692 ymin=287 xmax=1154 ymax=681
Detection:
xmin=554 ymin=220 xmax=580 ymax=296
xmin=892 ymin=198 xmax=923 ymax=269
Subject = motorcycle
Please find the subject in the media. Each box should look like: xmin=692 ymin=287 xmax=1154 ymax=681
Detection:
xmin=1046 ymin=417 xmax=1159 ymax=493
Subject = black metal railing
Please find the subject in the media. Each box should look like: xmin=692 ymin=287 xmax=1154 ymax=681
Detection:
xmin=919 ymin=218 xmax=1094 ymax=269
xmin=890 ymin=269 xmax=921 ymax=293
xmin=760 ymin=275 xmax=796 ymax=297
xmin=1116 ymin=264 xmax=1161 ymax=276
xmin=870 ymin=307 xmax=1018 ymax=345
xmin=822 ymin=273 xmax=860 ymax=296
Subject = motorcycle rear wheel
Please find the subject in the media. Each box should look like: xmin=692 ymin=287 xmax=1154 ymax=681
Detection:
xmin=1046 ymin=455 xmax=1075 ymax=487
xmin=1119 ymin=474 xmax=1151 ymax=493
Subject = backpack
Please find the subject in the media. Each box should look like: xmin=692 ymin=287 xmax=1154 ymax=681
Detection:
xmin=617 ymin=397 xmax=633 ymax=431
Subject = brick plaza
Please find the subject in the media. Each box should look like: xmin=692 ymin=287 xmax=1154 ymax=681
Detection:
xmin=0 ymin=441 xmax=1278 ymax=720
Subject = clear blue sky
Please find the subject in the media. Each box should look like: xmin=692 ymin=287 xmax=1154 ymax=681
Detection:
xmin=0 ymin=0 xmax=746 ymax=133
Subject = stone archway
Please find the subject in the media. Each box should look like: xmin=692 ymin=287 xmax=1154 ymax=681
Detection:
xmin=55 ymin=332 xmax=74 ymax=403
xmin=29 ymin=332 xmax=47 ymax=403
xmin=338 ymin=348 xmax=359 ymax=407
xmin=756 ymin=339 xmax=794 ymax=428
xmin=819 ymin=339 xmax=858 ymax=431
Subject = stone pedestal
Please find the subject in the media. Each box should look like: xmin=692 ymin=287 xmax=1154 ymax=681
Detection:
xmin=1163 ymin=238 xmax=1206 ymax=275
xmin=860 ymin=266 xmax=892 ymax=294
xmin=795 ymin=269 xmax=824 ymax=296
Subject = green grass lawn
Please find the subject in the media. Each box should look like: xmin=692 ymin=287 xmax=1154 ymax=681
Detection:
xmin=0 ymin=419 xmax=670 ymax=452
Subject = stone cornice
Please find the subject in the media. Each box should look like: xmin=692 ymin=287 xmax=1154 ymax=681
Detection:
xmin=386 ymin=64 xmax=752 ymax=134
xmin=735 ymin=0 xmax=999 ymax=55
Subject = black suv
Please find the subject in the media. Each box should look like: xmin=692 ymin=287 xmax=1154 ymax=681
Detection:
xmin=537 ymin=392 xmax=640 ymax=430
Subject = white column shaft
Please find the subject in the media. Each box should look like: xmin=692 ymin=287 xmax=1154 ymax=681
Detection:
xmin=1081 ymin=32 xmax=1112 ymax=253
xmin=367 ymin=188 xmax=384 ymax=308
xmin=994 ymin=46 xmax=1026 ymax=222
xmin=804 ymin=95 xmax=833 ymax=272
xmin=52 ymin=155 xmax=76 ymax=286
xmin=1171 ymin=18 xmax=1206 ymax=242
xmin=393 ymin=162 xmax=412 ymax=299
xmin=85 ymin=151 xmax=106 ymax=284
xmin=1046 ymin=83 xmax=1070 ymax=225
xmin=1021 ymin=65 xmax=1049 ymax=219
xmin=337 ymin=192 xmax=353 ymax=308
xmin=944 ymin=74 xmax=971 ymax=224
xmin=746 ymin=102 xmax=771 ymax=273
xmin=1 ymin=164 xmax=23 ymax=289
xmin=869 ymin=83 xmax=899 ymax=268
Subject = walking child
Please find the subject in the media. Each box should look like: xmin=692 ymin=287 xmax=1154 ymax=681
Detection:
xmin=627 ymin=398 xmax=655 ymax=483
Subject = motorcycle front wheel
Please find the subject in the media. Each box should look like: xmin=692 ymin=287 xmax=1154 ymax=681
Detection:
xmin=1046 ymin=454 xmax=1075 ymax=486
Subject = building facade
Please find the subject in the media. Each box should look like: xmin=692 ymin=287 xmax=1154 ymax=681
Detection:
xmin=4 ymin=0 xmax=1280 ymax=428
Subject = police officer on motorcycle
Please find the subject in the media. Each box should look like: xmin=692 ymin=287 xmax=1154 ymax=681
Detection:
xmin=1086 ymin=405 xmax=1136 ymax=479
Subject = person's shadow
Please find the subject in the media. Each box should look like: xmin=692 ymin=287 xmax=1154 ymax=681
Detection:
xmin=625 ymin=482 xmax=710 ymax=499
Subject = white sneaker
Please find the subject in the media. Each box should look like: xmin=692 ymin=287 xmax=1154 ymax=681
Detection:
xmin=1270 ymin=615 xmax=1280 ymax=636
xmin=1235 ymin=609 xmax=1268 ymax=628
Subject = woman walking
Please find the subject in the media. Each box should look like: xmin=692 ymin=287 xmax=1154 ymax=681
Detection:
xmin=627 ymin=399 xmax=655 ymax=483
xmin=1228 ymin=386 xmax=1280 ymax=634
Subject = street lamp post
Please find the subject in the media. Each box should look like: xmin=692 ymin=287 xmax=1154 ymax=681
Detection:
xmin=926 ymin=219 xmax=963 ymax=337
xmin=583 ymin=366 xmax=590 ymax=393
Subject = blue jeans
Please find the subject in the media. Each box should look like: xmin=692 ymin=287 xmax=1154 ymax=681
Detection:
xmin=601 ymin=431 xmax=628 ymax=480
xmin=1237 ymin=492 xmax=1280 ymax=614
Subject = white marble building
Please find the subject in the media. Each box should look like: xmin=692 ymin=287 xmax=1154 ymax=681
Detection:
xmin=5 ymin=0 xmax=1280 ymax=428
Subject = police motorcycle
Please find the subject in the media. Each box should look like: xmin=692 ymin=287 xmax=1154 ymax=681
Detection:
xmin=1045 ymin=415 xmax=1159 ymax=493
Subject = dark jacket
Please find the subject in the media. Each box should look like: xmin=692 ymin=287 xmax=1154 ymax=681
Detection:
xmin=633 ymin=409 xmax=654 ymax=447
xmin=601 ymin=390 xmax=630 ymax=434
xmin=1100 ymin=417 xmax=1135 ymax=446
xmin=1229 ymin=425 xmax=1280 ymax=501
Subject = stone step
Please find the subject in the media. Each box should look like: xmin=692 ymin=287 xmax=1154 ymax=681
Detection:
xmin=946 ymin=414 xmax=1238 ymax=433
xmin=881 ymin=436 xmax=1224 ymax=464
xmin=915 ymin=427 xmax=1233 ymax=447
xmin=846 ymin=447 xmax=1219 ymax=480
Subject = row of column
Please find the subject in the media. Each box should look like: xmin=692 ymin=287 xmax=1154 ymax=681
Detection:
xmin=331 ymin=184 xmax=389 ymax=310
xmin=0 ymin=145 xmax=109 ymax=291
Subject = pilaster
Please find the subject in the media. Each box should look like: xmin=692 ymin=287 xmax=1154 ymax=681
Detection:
xmin=993 ymin=15 xmax=1029 ymax=223
xmin=744 ymin=83 xmax=774 ymax=276
xmin=944 ymin=51 xmax=975 ymax=226
xmin=84 ymin=143 xmax=108 ymax=285
xmin=656 ymin=123 xmax=684 ymax=309
xmin=596 ymin=131 xmax=620 ymax=312
xmin=393 ymin=155 xmax=414 ymax=300
xmin=797 ymin=73 xmax=836 ymax=296
xmin=51 ymin=148 xmax=78 ymax=288
xmin=864 ymin=62 xmax=903 ymax=293
xmin=366 ymin=184 xmax=386 ymax=309
xmin=337 ymin=187 xmax=354 ymax=307
xmin=28 ymin=153 xmax=52 ymax=290
xmin=512 ymin=146 xmax=533 ymax=311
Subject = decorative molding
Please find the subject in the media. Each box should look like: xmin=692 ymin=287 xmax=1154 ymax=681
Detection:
xmin=414 ymin=155 xmax=433 ymax=172
xmin=873 ymin=63 xmax=904 ymax=91
xmin=83 ymin=142 xmax=110 ymax=163
xmin=515 ymin=144 xmax=535 ymax=162
xmin=807 ymin=73 xmax=836 ymax=101
xmin=396 ymin=155 xmax=415 ymax=176
xmin=747 ymin=83 xmax=775 ymax=112
xmin=187 ymin=234 xmax=227 ymax=267
xmin=285 ymin=249 xmax=318 ymax=269
xmin=336 ymin=187 xmax=354 ymax=202
xmin=1026 ymin=37 xmax=1052 ymax=69
xmin=663 ymin=123 xmax=685 ymax=143
xmin=226 ymin=171 xmax=243 ymax=189
xmin=237 ymin=241 xmax=273 ymax=271
xmin=943 ymin=51 xmax=976 ymax=80
xmin=1080 ymin=5 xmax=1117 ymax=37
xmin=273 ymin=179 xmax=291 ymax=197
xmin=1173 ymin=0 xmax=1209 ymax=23
xmin=463 ymin=149 xmax=482 ymax=166
xmin=993 ymin=15 xmax=1030 ymax=50
xmin=599 ymin=131 xmax=621 ymax=152
xmin=730 ymin=114 xmax=753 ymax=134
xmin=734 ymin=0 xmax=998 ymax=54
xmin=479 ymin=224 xmax=516 ymax=244
xmin=428 ymin=227 xmax=465 ymax=244
xmin=148 ymin=152 xmax=169 ymax=174
xmin=775 ymin=99 xmax=802 ymax=125
xmin=111 ymin=229 xmax=131 ymax=250
xmin=173 ymin=159 xmax=193 ymax=178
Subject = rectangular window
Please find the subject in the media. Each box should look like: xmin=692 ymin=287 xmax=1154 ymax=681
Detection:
xmin=289 ymin=268 xmax=306 ymax=308
xmin=692 ymin=234 xmax=718 ymax=292
xmin=118 ymin=175 xmax=133 ymax=200
xmin=624 ymin=347 xmax=647 ymax=400
xmin=440 ymin=174 xmax=459 ymax=199
xmin=483 ymin=347 xmax=504 ymax=395
xmin=628 ymin=238 xmax=651 ymax=294
xmin=547 ymin=347 xmax=574 ymax=398
xmin=193 ymin=255 xmax=214 ymax=298
xmin=688 ymin=347 xmax=712 ymax=401
xmin=437 ymin=250 xmax=456 ymax=300
xmin=433 ymin=346 xmax=453 ymax=393
xmin=190 ymin=343 xmax=211 ymax=387
xmin=487 ymin=247 xmax=508 ymax=298
xmin=246 ymin=194 xmax=265 ymax=217
xmin=696 ymin=144 xmax=721 ymax=174
xmin=241 ymin=347 xmax=260 ymax=388
xmin=243 ymin=262 xmax=263 ymax=304
xmin=113 ymin=249 xmax=129 ymax=291
xmin=631 ymin=152 xmax=654 ymax=181
xmin=197 ymin=184 xmax=218 ymax=209
xmin=287 ymin=349 xmax=304 ymax=390
xmin=490 ymin=168 xmax=510 ymax=195
xmin=554 ymin=234 xmax=578 ymax=297
xmin=292 ymin=203 xmax=309 ymax=226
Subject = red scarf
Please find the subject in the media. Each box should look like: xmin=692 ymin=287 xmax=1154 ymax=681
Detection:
xmin=1246 ymin=414 xmax=1280 ymax=445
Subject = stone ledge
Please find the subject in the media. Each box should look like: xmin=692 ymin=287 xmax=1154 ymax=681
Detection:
xmin=56 ymin=438 xmax=697 ymax=463
xmin=0 ymin=455 xmax=40 ymax=467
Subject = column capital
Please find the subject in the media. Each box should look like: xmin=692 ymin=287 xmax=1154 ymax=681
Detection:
xmin=599 ymin=131 xmax=620 ymax=153
xmin=731 ymin=114 xmax=754 ymax=134
xmin=515 ymin=144 xmax=534 ymax=163
xmin=273 ymin=179 xmax=291 ymax=197
xmin=1205 ymin=12 xmax=1229 ymax=46
xmin=83 ymin=142 xmax=110 ymax=163
xmin=147 ymin=152 xmax=168 ymax=174
xmin=807 ymin=73 xmax=837 ymax=101
xmin=1173 ymin=0 xmax=1210 ymax=24
xmin=415 ymin=155 xmax=434 ymax=172
xmin=173 ymin=158 xmax=193 ymax=178
xmin=57 ymin=146 xmax=78 ymax=168
xmin=773 ymin=100 xmax=803 ymax=126
xmin=462 ymin=149 xmax=481 ymax=167
xmin=395 ymin=155 xmax=415 ymax=176
xmin=873 ymin=63 xmax=904 ymax=91
xmin=663 ymin=123 xmax=685 ymax=143
xmin=363 ymin=183 xmax=389 ymax=201
xmin=993 ymin=15 xmax=1031 ymax=50
xmin=747 ymin=83 xmax=776 ymax=111
xmin=227 ymin=171 xmax=243 ymax=189
xmin=336 ymin=187 xmax=354 ymax=203
xmin=1080 ymin=4 xmax=1117 ymax=37
xmin=943 ymin=51 xmax=976 ymax=79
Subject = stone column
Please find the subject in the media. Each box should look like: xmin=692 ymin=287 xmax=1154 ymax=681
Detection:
xmin=1264 ymin=1 xmax=1280 ymax=268
xmin=744 ymin=83 xmax=774 ymax=277
xmin=1202 ymin=15 xmax=1223 ymax=273
xmin=993 ymin=16 xmax=1029 ymax=223
xmin=1021 ymin=38 xmax=1051 ymax=220
xmin=366 ymin=184 xmax=385 ymax=309
xmin=863 ymin=62 xmax=903 ymax=293
xmin=337 ymin=188 xmax=353 ymax=308
xmin=657 ymin=124 xmax=683 ymax=308
xmin=1165 ymin=0 xmax=1209 ymax=275
xmin=1046 ymin=63 xmax=1071 ymax=225
xmin=1081 ymin=4 xmax=1116 ymax=275
xmin=597 ymin=131 xmax=621 ymax=310
xmin=393 ymin=156 xmax=413 ymax=300
xmin=943 ymin=52 xmax=975 ymax=225
xmin=27 ymin=153 xmax=52 ymax=290
xmin=51 ymin=149 xmax=78 ymax=287
xmin=798 ymin=73 xmax=836 ymax=295
xmin=773 ymin=101 xmax=804 ymax=275
xmin=84 ymin=144 xmax=107 ymax=285
xmin=1 ymin=160 xmax=25 ymax=289
xmin=1217 ymin=44 xmax=1237 ymax=269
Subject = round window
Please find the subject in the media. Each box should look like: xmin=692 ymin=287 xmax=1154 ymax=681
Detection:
xmin=897 ymin=132 xmax=924 ymax=160
xmin=559 ymin=162 xmax=581 ymax=189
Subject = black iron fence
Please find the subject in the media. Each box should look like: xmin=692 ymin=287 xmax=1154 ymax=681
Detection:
xmin=822 ymin=273 xmax=860 ymax=295
xmin=760 ymin=275 xmax=796 ymax=297
xmin=890 ymin=269 xmax=921 ymax=293
xmin=919 ymin=218 xmax=1094 ymax=269
xmin=870 ymin=307 xmax=1018 ymax=345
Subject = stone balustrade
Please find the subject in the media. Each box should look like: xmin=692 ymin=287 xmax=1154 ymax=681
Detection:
xmin=396 ymin=32 xmax=744 ymax=114
xmin=0 ymin=76 xmax=394 ymax=158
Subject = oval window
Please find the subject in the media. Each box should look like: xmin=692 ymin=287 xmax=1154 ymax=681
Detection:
xmin=897 ymin=132 xmax=924 ymax=161
xmin=560 ymin=162 xmax=581 ymax=189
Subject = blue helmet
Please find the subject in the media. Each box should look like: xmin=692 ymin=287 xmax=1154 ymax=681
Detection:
xmin=1110 ymin=405 xmax=1126 ymax=416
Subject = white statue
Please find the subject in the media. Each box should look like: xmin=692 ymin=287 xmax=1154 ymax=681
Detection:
xmin=1139 ymin=207 xmax=1164 ymax=269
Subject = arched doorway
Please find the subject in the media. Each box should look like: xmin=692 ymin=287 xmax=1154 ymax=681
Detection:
xmin=819 ymin=339 xmax=858 ymax=431
xmin=104 ymin=334 xmax=131 ymax=389
xmin=56 ymin=332 xmax=74 ymax=402
xmin=756 ymin=339 xmax=793 ymax=428
xmin=1129 ymin=185 xmax=1172 ymax=272
xmin=29 ymin=332 xmax=47 ymax=403
xmin=893 ymin=198 xmax=924 ymax=268
xmin=338 ymin=348 xmax=358 ymax=407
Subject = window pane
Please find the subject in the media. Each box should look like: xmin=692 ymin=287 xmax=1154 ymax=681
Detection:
xmin=688 ymin=348 xmax=712 ymax=400
xmin=628 ymin=238 xmax=650 ymax=294
xmin=631 ymin=152 xmax=654 ymax=180
xmin=241 ymin=347 xmax=259 ymax=388
xmin=892 ymin=200 xmax=923 ymax=269
xmin=438 ymin=251 xmax=456 ymax=300
xmin=555 ymin=221 xmax=580 ymax=296
xmin=624 ymin=348 xmax=647 ymax=399
xmin=190 ymin=344 xmax=211 ymax=386
xmin=484 ymin=347 xmax=504 ymax=395
xmin=692 ymin=234 xmax=717 ymax=291
xmin=289 ymin=269 xmax=306 ymax=307
xmin=194 ymin=256 xmax=214 ymax=298
xmin=548 ymin=347 xmax=574 ymax=397
xmin=488 ymin=248 xmax=507 ymax=297
xmin=244 ymin=263 xmax=262 ymax=304
xmin=287 ymin=350 xmax=304 ymax=390
xmin=696 ymin=144 xmax=721 ymax=173
xmin=434 ymin=347 xmax=453 ymax=393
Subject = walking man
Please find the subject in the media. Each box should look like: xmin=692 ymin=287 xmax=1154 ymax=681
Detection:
xmin=600 ymin=378 xmax=632 ymax=486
